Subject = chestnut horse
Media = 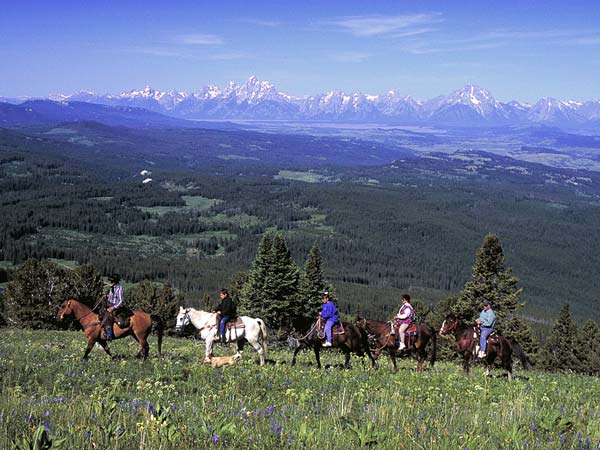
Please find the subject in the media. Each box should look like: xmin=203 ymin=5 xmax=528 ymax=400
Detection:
xmin=439 ymin=314 xmax=532 ymax=379
xmin=290 ymin=318 xmax=376 ymax=369
xmin=355 ymin=316 xmax=437 ymax=371
xmin=57 ymin=299 xmax=163 ymax=360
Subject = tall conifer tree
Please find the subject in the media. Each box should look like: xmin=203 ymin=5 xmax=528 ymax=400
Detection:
xmin=298 ymin=241 xmax=326 ymax=328
xmin=452 ymin=234 xmax=523 ymax=332
xmin=539 ymin=303 xmax=580 ymax=372
xmin=239 ymin=233 xmax=300 ymax=328
xmin=574 ymin=319 xmax=600 ymax=375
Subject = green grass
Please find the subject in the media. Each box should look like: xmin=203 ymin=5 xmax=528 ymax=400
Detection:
xmin=30 ymin=229 xmax=234 ymax=258
xmin=275 ymin=170 xmax=331 ymax=183
xmin=138 ymin=196 xmax=222 ymax=216
xmin=1 ymin=328 xmax=599 ymax=449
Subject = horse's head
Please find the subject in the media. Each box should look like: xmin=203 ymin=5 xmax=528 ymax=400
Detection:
xmin=56 ymin=299 xmax=74 ymax=321
xmin=439 ymin=314 xmax=459 ymax=336
xmin=175 ymin=306 xmax=191 ymax=333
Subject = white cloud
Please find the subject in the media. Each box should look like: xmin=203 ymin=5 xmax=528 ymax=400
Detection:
xmin=235 ymin=18 xmax=281 ymax=28
xmin=323 ymin=13 xmax=443 ymax=37
xmin=173 ymin=33 xmax=224 ymax=45
xmin=330 ymin=51 xmax=371 ymax=63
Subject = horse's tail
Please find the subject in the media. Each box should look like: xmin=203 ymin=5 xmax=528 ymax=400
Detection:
xmin=508 ymin=337 xmax=532 ymax=370
xmin=429 ymin=324 xmax=437 ymax=367
xmin=257 ymin=318 xmax=268 ymax=355
xmin=151 ymin=314 xmax=164 ymax=357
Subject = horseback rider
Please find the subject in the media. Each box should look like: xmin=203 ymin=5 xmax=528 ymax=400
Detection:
xmin=476 ymin=300 xmax=496 ymax=358
xmin=101 ymin=274 xmax=124 ymax=341
xmin=320 ymin=291 xmax=338 ymax=347
xmin=213 ymin=288 xmax=236 ymax=343
xmin=395 ymin=294 xmax=414 ymax=351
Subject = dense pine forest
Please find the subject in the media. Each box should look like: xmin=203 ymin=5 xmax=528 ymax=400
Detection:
xmin=2 ymin=123 xmax=600 ymax=326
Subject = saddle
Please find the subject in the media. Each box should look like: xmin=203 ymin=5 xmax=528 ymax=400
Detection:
xmin=393 ymin=322 xmax=418 ymax=336
xmin=114 ymin=307 xmax=134 ymax=329
xmin=317 ymin=318 xmax=344 ymax=339
xmin=226 ymin=317 xmax=244 ymax=329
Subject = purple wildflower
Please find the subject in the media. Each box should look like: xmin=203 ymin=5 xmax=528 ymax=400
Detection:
xmin=212 ymin=434 xmax=219 ymax=443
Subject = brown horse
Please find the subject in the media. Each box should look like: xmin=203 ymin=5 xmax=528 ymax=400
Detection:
xmin=57 ymin=299 xmax=163 ymax=360
xmin=439 ymin=314 xmax=531 ymax=379
xmin=355 ymin=316 xmax=437 ymax=371
xmin=290 ymin=318 xmax=376 ymax=369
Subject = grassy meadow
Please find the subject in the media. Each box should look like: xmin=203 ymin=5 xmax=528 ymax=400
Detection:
xmin=1 ymin=328 xmax=599 ymax=450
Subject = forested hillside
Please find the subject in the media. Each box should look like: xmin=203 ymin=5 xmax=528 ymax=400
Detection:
xmin=2 ymin=122 xmax=600 ymax=324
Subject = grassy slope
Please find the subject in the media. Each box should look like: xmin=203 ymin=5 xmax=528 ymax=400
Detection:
xmin=1 ymin=329 xmax=598 ymax=449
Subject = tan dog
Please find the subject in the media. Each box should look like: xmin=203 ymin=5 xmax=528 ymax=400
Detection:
xmin=207 ymin=353 xmax=242 ymax=368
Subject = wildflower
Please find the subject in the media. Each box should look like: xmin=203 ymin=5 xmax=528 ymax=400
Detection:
xmin=44 ymin=422 xmax=50 ymax=430
xmin=45 ymin=410 xmax=50 ymax=417
xmin=212 ymin=434 xmax=219 ymax=443
xmin=530 ymin=422 xmax=537 ymax=431
xmin=84 ymin=431 xmax=90 ymax=440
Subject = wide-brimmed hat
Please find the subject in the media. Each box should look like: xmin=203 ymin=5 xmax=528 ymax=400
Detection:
xmin=109 ymin=274 xmax=121 ymax=283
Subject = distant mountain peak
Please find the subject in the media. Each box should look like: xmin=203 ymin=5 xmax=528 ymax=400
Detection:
xmin=6 ymin=78 xmax=597 ymax=128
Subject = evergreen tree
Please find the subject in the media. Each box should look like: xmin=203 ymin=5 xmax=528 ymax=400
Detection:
xmin=575 ymin=319 xmax=600 ymax=375
xmin=297 ymin=241 xmax=326 ymax=328
xmin=4 ymin=259 xmax=75 ymax=329
xmin=129 ymin=281 xmax=181 ymax=330
xmin=239 ymin=233 xmax=300 ymax=329
xmin=70 ymin=264 xmax=104 ymax=308
xmin=539 ymin=303 xmax=581 ymax=372
xmin=238 ymin=234 xmax=273 ymax=318
xmin=452 ymin=234 xmax=523 ymax=332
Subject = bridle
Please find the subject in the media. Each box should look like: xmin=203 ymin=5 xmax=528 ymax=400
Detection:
xmin=176 ymin=308 xmax=215 ymax=333
xmin=439 ymin=318 xmax=458 ymax=336
xmin=61 ymin=299 xmax=102 ymax=322
xmin=357 ymin=317 xmax=394 ymax=351
xmin=175 ymin=307 xmax=192 ymax=331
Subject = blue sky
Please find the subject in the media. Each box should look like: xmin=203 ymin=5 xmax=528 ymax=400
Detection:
xmin=1 ymin=0 xmax=599 ymax=102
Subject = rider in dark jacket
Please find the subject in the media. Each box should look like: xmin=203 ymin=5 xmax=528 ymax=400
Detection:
xmin=213 ymin=288 xmax=236 ymax=342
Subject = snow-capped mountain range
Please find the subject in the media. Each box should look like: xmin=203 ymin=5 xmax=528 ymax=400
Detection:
xmin=4 ymin=76 xmax=600 ymax=128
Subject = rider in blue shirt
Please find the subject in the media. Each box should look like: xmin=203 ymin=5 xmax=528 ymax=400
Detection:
xmin=320 ymin=292 xmax=338 ymax=347
xmin=476 ymin=300 xmax=496 ymax=358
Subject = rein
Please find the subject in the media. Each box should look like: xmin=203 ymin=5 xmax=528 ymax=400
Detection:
xmin=369 ymin=321 xmax=395 ymax=351
xmin=297 ymin=321 xmax=319 ymax=341
xmin=71 ymin=298 xmax=103 ymax=322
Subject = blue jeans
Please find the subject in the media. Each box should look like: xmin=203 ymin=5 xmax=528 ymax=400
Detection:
xmin=325 ymin=317 xmax=337 ymax=343
xmin=219 ymin=316 xmax=231 ymax=340
xmin=480 ymin=327 xmax=493 ymax=352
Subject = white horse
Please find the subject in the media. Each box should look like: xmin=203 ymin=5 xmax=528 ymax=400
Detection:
xmin=175 ymin=306 xmax=268 ymax=366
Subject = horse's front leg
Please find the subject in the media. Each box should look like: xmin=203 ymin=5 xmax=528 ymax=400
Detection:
xmin=462 ymin=352 xmax=471 ymax=374
xmin=313 ymin=346 xmax=322 ymax=369
xmin=205 ymin=334 xmax=215 ymax=363
xmin=291 ymin=344 xmax=303 ymax=366
xmin=389 ymin=346 xmax=397 ymax=371
xmin=343 ymin=350 xmax=351 ymax=369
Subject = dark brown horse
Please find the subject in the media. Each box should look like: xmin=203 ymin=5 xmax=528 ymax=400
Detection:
xmin=290 ymin=318 xmax=376 ymax=369
xmin=439 ymin=314 xmax=531 ymax=379
xmin=57 ymin=299 xmax=163 ymax=360
xmin=355 ymin=316 xmax=437 ymax=371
